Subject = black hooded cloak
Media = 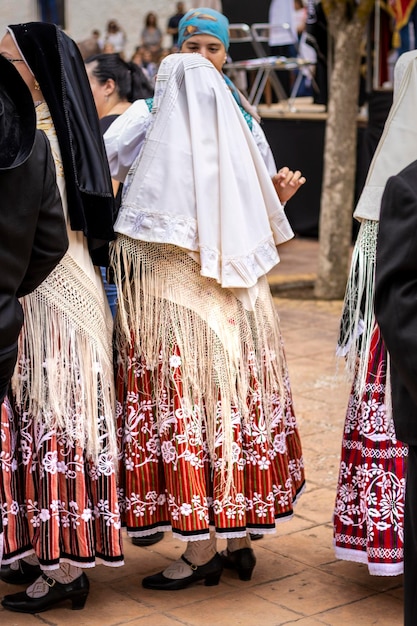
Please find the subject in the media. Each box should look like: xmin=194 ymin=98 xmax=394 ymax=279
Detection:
xmin=8 ymin=22 xmax=115 ymax=264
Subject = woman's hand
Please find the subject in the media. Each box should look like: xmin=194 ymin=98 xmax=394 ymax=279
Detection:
xmin=272 ymin=167 xmax=306 ymax=204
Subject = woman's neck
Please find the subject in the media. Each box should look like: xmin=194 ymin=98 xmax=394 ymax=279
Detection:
xmin=103 ymin=100 xmax=131 ymax=117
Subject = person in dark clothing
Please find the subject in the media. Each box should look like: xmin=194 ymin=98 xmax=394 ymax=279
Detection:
xmin=0 ymin=53 xmax=68 ymax=406
xmin=305 ymin=0 xmax=328 ymax=105
xmin=375 ymin=158 xmax=417 ymax=626
xmin=0 ymin=52 xmax=68 ymax=562
xmin=167 ymin=2 xmax=186 ymax=48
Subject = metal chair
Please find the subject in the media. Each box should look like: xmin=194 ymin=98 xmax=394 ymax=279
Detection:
xmin=228 ymin=23 xmax=252 ymax=44
xmin=250 ymin=23 xmax=317 ymax=108
xmin=225 ymin=22 xmax=288 ymax=105
xmin=250 ymin=23 xmax=289 ymax=103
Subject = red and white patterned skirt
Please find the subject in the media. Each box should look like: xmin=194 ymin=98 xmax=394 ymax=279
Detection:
xmin=116 ymin=345 xmax=305 ymax=541
xmin=334 ymin=324 xmax=407 ymax=576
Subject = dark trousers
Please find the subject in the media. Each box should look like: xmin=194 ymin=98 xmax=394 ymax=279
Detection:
xmin=269 ymin=44 xmax=298 ymax=98
xmin=404 ymin=444 xmax=417 ymax=625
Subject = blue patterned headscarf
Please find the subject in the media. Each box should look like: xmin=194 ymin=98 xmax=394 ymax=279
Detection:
xmin=178 ymin=8 xmax=229 ymax=50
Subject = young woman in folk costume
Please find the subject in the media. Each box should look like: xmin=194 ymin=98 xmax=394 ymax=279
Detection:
xmin=333 ymin=50 xmax=417 ymax=576
xmin=105 ymin=36 xmax=306 ymax=589
xmin=85 ymin=52 xmax=153 ymax=319
xmin=105 ymin=8 xmax=302 ymax=189
xmin=0 ymin=23 xmax=123 ymax=613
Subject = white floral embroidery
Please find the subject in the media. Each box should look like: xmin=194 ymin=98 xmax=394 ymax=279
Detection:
xmin=169 ymin=355 xmax=182 ymax=369
xmin=116 ymin=353 xmax=304 ymax=538
xmin=334 ymin=376 xmax=407 ymax=571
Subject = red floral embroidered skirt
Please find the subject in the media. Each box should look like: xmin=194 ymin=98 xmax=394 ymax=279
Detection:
xmin=0 ymin=399 xmax=123 ymax=569
xmin=334 ymin=325 xmax=407 ymax=575
xmin=116 ymin=347 xmax=305 ymax=541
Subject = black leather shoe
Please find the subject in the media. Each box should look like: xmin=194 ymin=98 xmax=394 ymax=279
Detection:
xmin=249 ymin=533 xmax=263 ymax=541
xmin=220 ymin=547 xmax=256 ymax=581
xmin=131 ymin=532 xmax=164 ymax=546
xmin=1 ymin=572 xmax=90 ymax=613
xmin=0 ymin=561 xmax=42 ymax=585
xmin=142 ymin=553 xmax=223 ymax=590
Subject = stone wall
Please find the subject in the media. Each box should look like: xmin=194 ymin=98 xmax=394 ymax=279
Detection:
xmin=0 ymin=0 xmax=181 ymax=59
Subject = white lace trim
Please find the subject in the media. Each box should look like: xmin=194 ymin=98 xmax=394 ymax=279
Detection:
xmin=115 ymin=205 xmax=292 ymax=290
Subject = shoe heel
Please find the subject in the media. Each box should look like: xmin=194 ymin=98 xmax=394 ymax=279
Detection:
xmin=237 ymin=567 xmax=254 ymax=581
xmin=204 ymin=571 xmax=222 ymax=586
xmin=71 ymin=592 xmax=89 ymax=610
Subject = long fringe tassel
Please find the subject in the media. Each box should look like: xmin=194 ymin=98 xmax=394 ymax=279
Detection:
xmin=11 ymin=256 xmax=116 ymax=461
xmin=111 ymin=236 xmax=287 ymax=500
xmin=339 ymin=220 xmax=380 ymax=396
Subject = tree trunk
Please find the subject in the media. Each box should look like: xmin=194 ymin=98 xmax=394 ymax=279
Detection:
xmin=314 ymin=12 xmax=366 ymax=299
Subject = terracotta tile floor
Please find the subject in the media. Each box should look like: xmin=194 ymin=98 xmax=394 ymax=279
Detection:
xmin=0 ymin=238 xmax=403 ymax=625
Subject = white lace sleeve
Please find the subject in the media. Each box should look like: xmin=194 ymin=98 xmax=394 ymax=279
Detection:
xmin=252 ymin=118 xmax=277 ymax=176
xmin=104 ymin=100 xmax=153 ymax=183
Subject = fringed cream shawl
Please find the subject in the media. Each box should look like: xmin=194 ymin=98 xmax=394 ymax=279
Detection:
xmin=339 ymin=50 xmax=417 ymax=395
xmin=112 ymin=239 xmax=287 ymax=498
xmin=12 ymin=104 xmax=116 ymax=460
xmin=112 ymin=54 xmax=294 ymax=496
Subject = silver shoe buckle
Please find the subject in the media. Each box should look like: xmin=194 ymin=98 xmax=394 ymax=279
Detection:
xmin=42 ymin=574 xmax=56 ymax=588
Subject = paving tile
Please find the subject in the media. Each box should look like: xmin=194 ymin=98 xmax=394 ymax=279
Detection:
xmin=280 ymin=618 xmax=331 ymax=625
xmin=302 ymin=451 xmax=342 ymax=489
xmin=38 ymin=585 xmax=155 ymax=626
xmin=385 ymin=586 xmax=404 ymax=601
xmin=291 ymin=396 xmax=328 ymax=423
xmin=168 ymin=591 xmax=302 ymax=626
xmin=269 ymin=524 xmax=337 ymax=569
xmin=313 ymin=591 xmax=403 ymax=625
xmin=319 ymin=560 xmax=403 ymax=593
xmin=126 ymin=614 xmax=189 ymax=625
xmin=302 ymin=435 xmax=341 ymax=464
xmin=0 ymin=609 xmax=45 ymax=626
xmin=282 ymin=338 xmax=335 ymax=360
xmin=253 ymin=568 xmax=376 ymax=616
xmin=289 ymin=487 xmax=336 ymax=526
xmin=275 ymin=515 xmax=317 ymax=536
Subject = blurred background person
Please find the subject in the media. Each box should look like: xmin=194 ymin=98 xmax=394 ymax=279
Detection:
xmin=100 ymin=19 xmax=126 ymax=57
xmin=167 ymin=2 xmax=186 ymax=50
xmin=269 ymin=0 xmax=299 ymax=97
xmin=85 ymin=52 xmax=153 ymax=316
xmin=140 ymin=12 xmax=163 ymax=55
xmin=77 ymin=28 xmax=101 ymax=61
xmin=294 ymin=0 xmax=307 ymax=39
xmin=192 ymin=0 xmax=223 ymax=10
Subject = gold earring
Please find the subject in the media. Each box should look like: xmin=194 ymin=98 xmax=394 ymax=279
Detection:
xmin=34 ymin=79 xmax=41 ymax=91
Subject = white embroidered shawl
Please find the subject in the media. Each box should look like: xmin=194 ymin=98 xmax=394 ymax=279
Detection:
xmin=114 ymin=53 xmax=293 ymax=307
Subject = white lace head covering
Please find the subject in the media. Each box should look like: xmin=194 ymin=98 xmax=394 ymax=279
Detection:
xmin=354 ymin=50 xmax=417 ymax=221
xmin=115 ymin=53 xmax=293 ymax=294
